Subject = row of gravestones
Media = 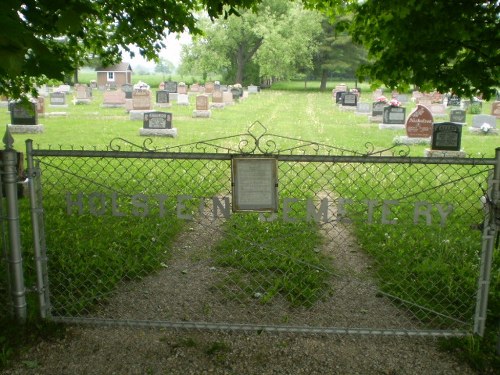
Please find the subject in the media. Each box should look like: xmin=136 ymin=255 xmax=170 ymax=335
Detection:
xmin=337 ymin=90 xmax=500 ymax=121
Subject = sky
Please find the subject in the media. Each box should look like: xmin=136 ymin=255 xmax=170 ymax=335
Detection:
xmin=123 ymin=32 xmax=192 ymax=71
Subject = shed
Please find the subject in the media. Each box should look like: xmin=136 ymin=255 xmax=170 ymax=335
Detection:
xmin=95 ymin=62 xmax=133 ymax=87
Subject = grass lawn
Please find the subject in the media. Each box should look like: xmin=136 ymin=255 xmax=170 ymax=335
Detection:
xmin=0 ymin=83 xmax=499 ymax=372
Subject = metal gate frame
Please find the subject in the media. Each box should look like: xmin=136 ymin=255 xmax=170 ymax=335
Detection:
xmin=3 ymin=124 xmax=498 ymax=337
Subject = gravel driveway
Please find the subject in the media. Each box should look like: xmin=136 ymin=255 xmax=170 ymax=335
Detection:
xmin=1 ymin=211 xmax=476 ymax=375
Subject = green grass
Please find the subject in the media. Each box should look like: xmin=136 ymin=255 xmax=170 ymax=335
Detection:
xmin=1 ymin=82 xmax=499 ymax=371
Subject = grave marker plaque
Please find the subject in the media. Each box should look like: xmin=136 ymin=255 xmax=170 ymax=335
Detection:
xmin=431 ymin=122 xmax=462 ymax=151
xmin=143 ymin=112 xmax=172 ymax=129
xmin=372 ymin=102 xmax=385 ymax=117
xmin=450 ymin=109 xmax=466 ymax=123
xmin=10 ymin=102 xmax=38 ymax=125
xmin=164 ymin=82 xmax=178 ymax=93
xmin=156 ymin=90 xmax=170 ymax=104
xmin=356 ymin=102 xmax=371 ymax=114
xmin=341 ymin=93 xmax=357 ymax=107
xmin=383 ymin=106 xmax=406 ymax=124
xmin=50 ymin=91 xmax=66 ymax=106
xmin=447 ymin=95 xmax=461 ymax=107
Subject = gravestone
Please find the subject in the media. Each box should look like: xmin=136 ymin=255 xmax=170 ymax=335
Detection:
xmin=177 ymin=94 xmax=189 ymax=106
xmin=450 ymin=109 xmax=466 ymax=124
xmin=193 ymin=94 xmax=211 ymax=118
xmin=205 ymin=82 xmax=215 ymax=94
xmin=406 ymin=105 xmax=433 ymax=138
xmin=341 ymin=92 xmax=357 ymax=108
xmin=49 ymin=91 xmax=67 ymax=107
xmin=355 ymin=102 xmax=371 ymax=115
xmin=132 ymin=89 xmax=152 ymax=110
xmin=429 ymin=122 xmax=463 ymax=153
xmin=417 ymin=96 xmax=433 ymax=106
xmin=190 ymin=83 xmax=200 ymax=93
xmin=57 ymin=84 xmax=71 ymax=94
xmin=102 ymin=91 xmax=126 ymax=107
xmin=372 ymin=89 xmax=383 ymax=100
xmin=335 ymin=91 xmax=346 ymax=104
xmin=431 ymin=92 xmax=443 ymax=103
xmin=210 ymin=90 xmax=225 ymax=109
xmin=8 ymin=101 xmax=44 ymax=133
xmin=139 ymin=111 xmax=177 ymax=137
xmin=36 ymin=97 xmax=45 ymax=117
xmin=231 ymin=87 xmax=242 ymax=100
xmin=121 ymin=84 xmax=134 ymax=99
xmin=469 ymin=114 xmax=498 ymax=135
xmin=164 ymin=81 xmax=178 ymax=93
xmin=156 ymin=90 xmax=171 ymax=108
xmin=491 ymin=101 xmax=500 ymax=118
xmin=74 ymin=84 xmax=91 ymax=104
xmin=369 ymin=101 xmax=386 ymax=122
xmin=223 ymin=91 xmax=234 ymax=105
xmin=394 ymin=104 xmax=432 ymax=146
xmin=395 ymin=94 xmax=409 ymax=104
xmin=430 ymin=103 xmax=447 ymax=118
xmin=379 ymin=106 xmax=406 ymax=129
xmin=129 ymin=89 xmax=153 ymax=120
xmin=447 ymin=95 xmax=461 ymax=107
xmin=177 ymin=83 xmax=188 ymax=95
xmin=248 ymin=85 xmax=259 ymax=94
xmin=412 ymin=91 xmax=423 ymax=101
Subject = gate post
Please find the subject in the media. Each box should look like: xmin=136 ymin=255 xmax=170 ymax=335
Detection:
xmin=474 ymin=147 xmax=500 ymax=336
xmin=26 ymin=139 xmax=49 ymax=318
xmin=1 ymin=128 xmax=26 ymax=323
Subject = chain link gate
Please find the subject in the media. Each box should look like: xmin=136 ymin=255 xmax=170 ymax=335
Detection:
xmin=23 ymin=123 xmax=498 ymax=337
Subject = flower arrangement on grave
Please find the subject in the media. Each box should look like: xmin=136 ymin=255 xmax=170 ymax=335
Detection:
xmin=480 ymin=123 xmax=492 ymax=134
xmin=388 ymin=98 xmax=402 ymax=107
xmin=233 ymin=83 xmax=242 ymax=89
xmin=376 ymin=95 xmax=388 ymax=103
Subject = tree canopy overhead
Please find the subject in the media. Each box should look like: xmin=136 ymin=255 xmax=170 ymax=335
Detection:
xmin=0 ymin=0 xmax=260 ymax=98
xmin=348 ymin=0 xmax=500 ymax=99
xmin=1 ymin=0 xmax=499 ymax=99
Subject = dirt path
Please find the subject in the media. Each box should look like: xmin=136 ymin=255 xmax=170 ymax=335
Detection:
xmin=1 ymin=211 xmax=475 ymax=374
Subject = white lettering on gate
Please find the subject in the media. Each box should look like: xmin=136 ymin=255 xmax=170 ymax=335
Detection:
xmin=65 ymin=192 xmax=454 ymax=226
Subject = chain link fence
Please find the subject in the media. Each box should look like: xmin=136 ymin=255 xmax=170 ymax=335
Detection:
xmin=2 ymin=123 xmax=497 ymax=337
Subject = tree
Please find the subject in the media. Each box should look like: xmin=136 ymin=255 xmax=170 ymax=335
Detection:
xmin=0 ymin=0 xmax=261 ymax=99
xmin=155 ymin=59 xmax=175 ymax=75
xmin=313 ymin=16 xmax=366 ymax=91
xmin=347 ymin=0 xmax=500 ymax=99
xmin=180 ymin=0 xmax=322 ymax=85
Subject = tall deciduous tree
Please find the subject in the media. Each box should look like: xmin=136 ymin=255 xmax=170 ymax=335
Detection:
xmin=0 ymin=0 xmax=261 ymax=99
xmin=180 ymin=0 xmax=322 ymax=85
xmin=313 ymin=16 xmax=366 ymax=91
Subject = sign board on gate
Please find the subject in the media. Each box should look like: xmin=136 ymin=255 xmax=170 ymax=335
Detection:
xmin=231 ymin=158 xmax=278 ymax=212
